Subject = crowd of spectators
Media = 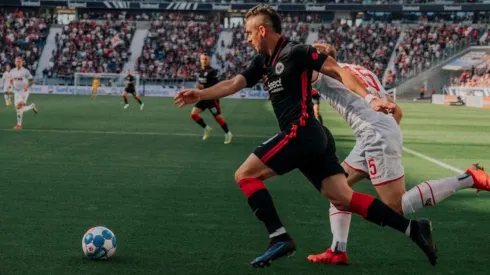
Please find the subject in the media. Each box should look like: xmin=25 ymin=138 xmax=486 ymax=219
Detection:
xmin=451 ymin=64 xmax=490 ymax=87
xmin=135 ymin=14 xmax=221 ymax=80
xmin=44 ymin=20 xmax=136 ymax=78
xmin=0 ymin=9 xmax=50 ymax=75
xmin=316 ymin=21 xmax=401 ymax=80
xmin=392 ymin=23 xmax=483 ymax=81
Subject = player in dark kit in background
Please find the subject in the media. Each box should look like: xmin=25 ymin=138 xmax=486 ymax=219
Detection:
xmin=191 ymin=53 xmax=233 ymax=144
xmin=174 ymin=5 xmax=437 ymax=268
xmin=311 ymin=88 xmax=323 ymax=125
xmin=123 ymin=70 xmax=144 ymax=110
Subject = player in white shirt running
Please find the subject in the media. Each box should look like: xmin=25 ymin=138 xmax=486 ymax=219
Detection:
xmin=2 ymin=64 xmax=13 ymax=106
xmin=10 ymin=57 xmax=38 ymax=130
xmin=307 ymin=43 xmax=490 ymax=265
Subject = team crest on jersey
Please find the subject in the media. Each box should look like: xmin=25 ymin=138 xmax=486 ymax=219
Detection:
xmin=275 ymin=62 xmax=284 ymax=75
xmin=204 ymin=72 xmax=208 ymax=77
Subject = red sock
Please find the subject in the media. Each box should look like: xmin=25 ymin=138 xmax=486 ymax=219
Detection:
xmin=349 ymin=192 xmax=375 ymax=219
xmin=238 ymin=178 xmax=266 ymax=198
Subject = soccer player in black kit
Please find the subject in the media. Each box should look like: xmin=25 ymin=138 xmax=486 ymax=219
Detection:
xmin=192 ymin=53 xmax=233 ymax=144
xmin=175 ymin=5 xmax=437 ymax=268
xmin=123 ymin=70 xmax=144 ymax=110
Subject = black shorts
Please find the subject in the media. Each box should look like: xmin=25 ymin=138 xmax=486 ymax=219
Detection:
xmin=125 ymin=85 xmax=136 ymax=95
xmin=253 ymin=120 xmax=345 ymax=191
xmin=312 ymin=94 xmax=320 ymax=105
xmin=195 ymin=99 xmax=221 ymax=116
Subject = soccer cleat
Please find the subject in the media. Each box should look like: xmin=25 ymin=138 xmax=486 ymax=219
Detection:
xmin=409 ymin=219 xmax=438 ymax=266
xmin=202 ymin=127 xmax=212 ymax=140
xmin=307 ymin=248 xmax=348 ymax=265
xmin=224 ymin=132 xmax=233 ymax=144
xmin=13 ymin=125 xmax=22 ymax=130
xmin=32 ymin=104 xmax=38 ymax=114
xmin=251 ymin=240 xmax=296 ymax=268
xmin=466 ymin=164 xmax=490 ymax=192
xmin=124 ymin=104 xmax=129 ymax=109
xmin=140 ymin=102 xmax=145 ymax=110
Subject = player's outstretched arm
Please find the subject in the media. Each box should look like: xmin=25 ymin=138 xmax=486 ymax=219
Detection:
xmin=174 ymin=75 xmax=247 ymax=108
xmin=319 ymin=57 xmax=396 ymax=113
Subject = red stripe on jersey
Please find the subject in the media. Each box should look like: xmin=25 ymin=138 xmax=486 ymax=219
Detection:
xmin=299 ymin=70 xmax=309 ymax=126
xmin=271 ymin=37 xmax=287 ymax=66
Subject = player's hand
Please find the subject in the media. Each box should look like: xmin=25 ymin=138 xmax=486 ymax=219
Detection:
xmin=369 ymin=98 xmax=396 ymax=114
xmin=174 ymin=89 xmax=200 ymax=108
xmin=23 ymin=86 xmax=28 ymax=92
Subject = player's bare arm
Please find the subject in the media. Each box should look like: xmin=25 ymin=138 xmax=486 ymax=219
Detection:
xmin=386 ymin=93 xmax=403 ymax=124
xmin=25 ymin=79 xmax=34 ymax=92
xmin=175 ymin=75 xmax=247 ymax=108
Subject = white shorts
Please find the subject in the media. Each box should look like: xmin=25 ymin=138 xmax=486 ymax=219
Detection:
xmin=14 ymin=90 xmax=29 ymax=106
xmin=343 ymin=117 xmax=404 ymax=186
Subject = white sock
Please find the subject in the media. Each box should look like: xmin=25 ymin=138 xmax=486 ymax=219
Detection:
xmin=402 ymin=173 xmax=473 ymax=215
xmin=4 ymin=94 xmax=8 ymax=101
xmin=269 ymin=227 xmax=287 ymax=238
xmin=21 ymin=104 xmax=34 ymax=112
xmin=329 ymin=203 xmax=351 ymax=252
xmin=16 ymin=110 xmax=23 ymax=126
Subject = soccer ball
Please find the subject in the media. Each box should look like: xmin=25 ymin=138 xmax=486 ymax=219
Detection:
xmin=82 ymin=226 xmax=117 ymax=259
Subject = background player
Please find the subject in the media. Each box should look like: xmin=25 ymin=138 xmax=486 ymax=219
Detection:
xmin=11 ymin=57 xmax=38 ymax=129
xmin=191 ymin=53 xmax=232 ymax=144
xmin=123 ymin=70 xmax=144 ymax=110
xmin=2 ymin=64 xmax=13 ymax=106
xmin=91 ymin=76 xmax=100 ymax=98
xmin=175 ymin=5 xmax=437 ymax=268
xmin=311 ymin=88 xmax=322 ymax=125
xmin=307 ymin=43 xmax=490 ymax=265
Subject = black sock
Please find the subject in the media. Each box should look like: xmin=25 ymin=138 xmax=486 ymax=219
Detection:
xmin=221 ymin=123 xmax=229 ymax=133
xmin=317 ymin=115 xmax=323 ymax=125
xmin=135 ymin=96 xmax=142 ymax=104
xmin=248 ymin=189 xmax=289 ymax=241
xmin=366 ymin=198 xmax=410 ymax=234
xmin=123 ymin=96 xmax=128 ymax=104
xmin=196 ymin=118 xmax=206 ymax=128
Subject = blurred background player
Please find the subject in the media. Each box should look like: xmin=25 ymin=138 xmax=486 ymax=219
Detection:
xmin=91 ymin=76 xmax=100 ymax=98
xmin=2 ymin=64 xmax=13 ymax=106
xmin=191 ymin=53 xmax=232 ymax=144
xmin=11 ymin=57 xmax=37 ymax=129
xmin=123 ymin=70 xmax=144 ymax=110
xmin=307 ymin=43 xmax=490 ymax=265
xmin=311 ymin=88 xmax=322 ymax=125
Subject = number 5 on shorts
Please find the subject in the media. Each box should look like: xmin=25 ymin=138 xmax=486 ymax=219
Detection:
xmin=368 ymin=158 xmax=377 ymax=176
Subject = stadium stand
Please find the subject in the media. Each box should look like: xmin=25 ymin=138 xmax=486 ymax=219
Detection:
xmin=0 ymin=8 xmax=50 ymax=74
xmin=392 ymin=23 xmax=485 ymax=82
xmin=47 ymin=20 xmax=136 ymax=78
xmin=135 ymin=13 xmax=221 ymax=80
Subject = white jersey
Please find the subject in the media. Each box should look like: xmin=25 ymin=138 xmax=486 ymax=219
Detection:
xmin=10 ymin=67 xmax=33 ymax=92
xmin=338 ymin=63 xmax=388 ymax=99
xmin=2 ymin=71 xmax=12 ymax=92
xmin=312 ymin=65 xmax=393 ymax=135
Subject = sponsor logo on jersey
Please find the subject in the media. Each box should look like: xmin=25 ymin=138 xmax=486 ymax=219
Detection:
xmin=267 ymin=78 xmax=284 ymax=94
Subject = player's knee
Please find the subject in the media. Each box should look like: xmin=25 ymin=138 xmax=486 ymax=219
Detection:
xmin=16 ymin=103 xmax=23 ymax=109
xmin=190 ymin=113 xmax=200 ymax=120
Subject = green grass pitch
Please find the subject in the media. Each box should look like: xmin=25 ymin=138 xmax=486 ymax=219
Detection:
xmin=0 ymin=95 xmax=489 ymax=275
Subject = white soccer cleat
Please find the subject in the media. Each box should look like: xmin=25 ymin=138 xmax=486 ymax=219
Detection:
xmin=224 ymin=132 xmax=233 ymax=144
xmin=140 ymin=103 xmax=145 ymax=110
xmin=203 ymin=126 xmax=212 ymax=140
xmin=124 ymin=104 xmax=129 ymax=109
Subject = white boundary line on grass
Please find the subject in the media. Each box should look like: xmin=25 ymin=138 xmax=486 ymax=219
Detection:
xmin=2 ymin=128 xmax=465 ymax=174
xmin=403 ymin=146 xmax=464 ymax=174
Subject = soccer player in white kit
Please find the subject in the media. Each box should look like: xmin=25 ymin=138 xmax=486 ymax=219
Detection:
xmin=307 ymin=44 xmax=490 ymax=265
xmin=11 ymin=57 xmax=38 ymax=129
xmin=2 ymin=64 xmax=13 ymax=106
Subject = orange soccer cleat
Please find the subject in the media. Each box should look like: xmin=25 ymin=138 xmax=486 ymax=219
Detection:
xmin=467 ymin=164 xmax=490 ymax=192
xmin=13 ymin=125 xmax=22 ymax=130
xmin=307 ymin=248 xmax=348 ymax=265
